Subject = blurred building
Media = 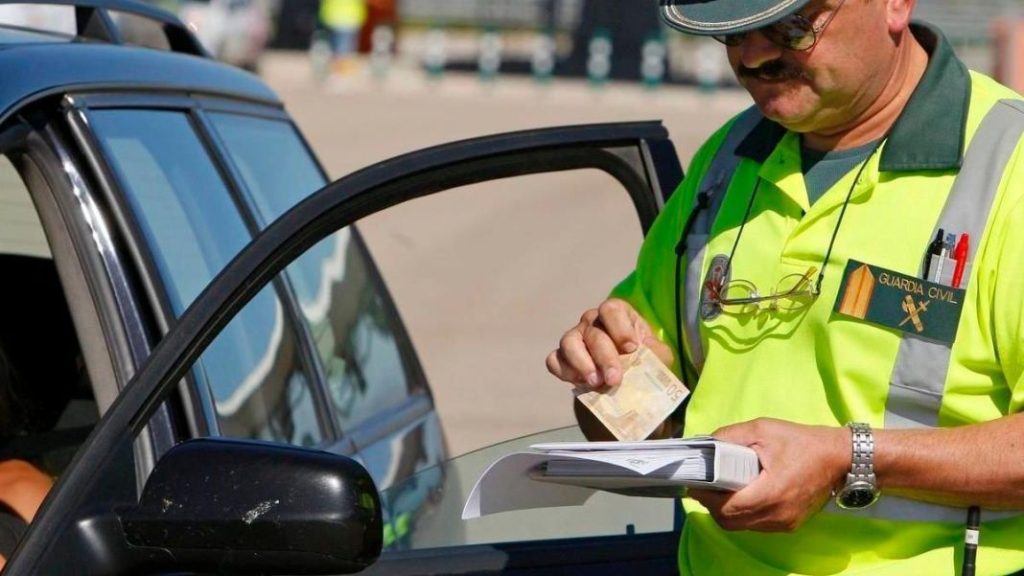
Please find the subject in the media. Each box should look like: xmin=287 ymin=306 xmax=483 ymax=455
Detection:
xmin=561 ymin=0 xmax=661 ymax=81
xmin=393 ymin=0 xmax=662 ymax=82
xmin=270 ymin=0 xmax=320 ymax=49
xmin=397 ymin=0 xmax=581 ymax=30
xmin=259 ymin=0 xmax=1024 ymax=88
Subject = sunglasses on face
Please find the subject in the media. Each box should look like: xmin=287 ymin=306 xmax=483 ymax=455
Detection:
xmin=713 ymin=0 xmax=846 ymax=51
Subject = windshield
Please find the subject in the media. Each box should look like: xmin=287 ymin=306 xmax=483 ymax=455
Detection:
xmin=378 ymin=426 xmax=677 ymax=552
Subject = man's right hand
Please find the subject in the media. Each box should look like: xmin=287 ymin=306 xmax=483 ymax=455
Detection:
xmin=546 ymin=298 xmax=674 ymax=390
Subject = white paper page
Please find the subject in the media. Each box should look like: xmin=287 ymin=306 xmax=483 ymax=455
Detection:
xmin=543 ymin=448 xmax=705 ymax=475
xmin=530 ymin=436 xmax=715 ymax=452
xmin=546 ymin=458 xmax=708 ymax=479
xmin=462 ymin=452 xmax=598 ymax=519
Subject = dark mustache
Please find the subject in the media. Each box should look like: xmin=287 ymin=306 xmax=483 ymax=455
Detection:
xmin=739 ymin=60 xmax=806 ymax=82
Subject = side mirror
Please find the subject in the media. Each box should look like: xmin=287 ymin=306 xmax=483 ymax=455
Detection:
xmin=118 ymin=438 xmax=382 ymax=574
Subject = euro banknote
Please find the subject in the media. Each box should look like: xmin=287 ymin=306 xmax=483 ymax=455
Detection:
xmin=575 ymin=347 xmax=690 ymax=441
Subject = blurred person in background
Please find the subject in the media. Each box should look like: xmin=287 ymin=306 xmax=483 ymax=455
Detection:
xmin=319 ymin=0 xmax=367 ymax=83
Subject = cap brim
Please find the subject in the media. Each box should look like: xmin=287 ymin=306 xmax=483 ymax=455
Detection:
xmin=659 ymin=0 xmax=812 ymax=36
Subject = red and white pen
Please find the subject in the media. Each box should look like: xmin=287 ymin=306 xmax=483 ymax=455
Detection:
xmin=952 ymin=234 xmax=969 ymax=289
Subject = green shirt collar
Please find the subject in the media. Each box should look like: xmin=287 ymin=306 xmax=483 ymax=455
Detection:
xmin=735 ymin=22 xmax=969 ymax=172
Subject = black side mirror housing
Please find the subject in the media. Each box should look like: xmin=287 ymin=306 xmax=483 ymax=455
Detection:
xmin=118 ymin=438 xmax=382 ymax=574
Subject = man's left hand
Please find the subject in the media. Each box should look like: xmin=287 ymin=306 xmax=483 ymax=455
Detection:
xmin=688 ymin=418 xmax=850 ymax=532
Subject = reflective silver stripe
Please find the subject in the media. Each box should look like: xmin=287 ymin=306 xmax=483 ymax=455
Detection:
xmin=682 ymin=107 xmax=763 ymax=373
xmin=825 ymin=496 xmax=1017 ymax=523
xmin=871 ymin=100 xmax=1024 ymax=523
xmin=884 ymin=380 xmax=943 ymax=429
xmin=885 ymin=99 xmax=1024 ymax=430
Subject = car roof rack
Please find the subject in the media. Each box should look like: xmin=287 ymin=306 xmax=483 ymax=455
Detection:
xmin=0 ymin=0 xmax=209 ymax=57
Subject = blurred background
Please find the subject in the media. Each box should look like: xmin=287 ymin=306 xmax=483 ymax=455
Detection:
xmin=165 ymin=0 xmax=1024 ymax=89
xmin=7 ymin=0 xmax=1024 ymax=457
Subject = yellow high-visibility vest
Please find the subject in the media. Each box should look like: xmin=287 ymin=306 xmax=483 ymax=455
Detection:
xmin=613 ymin=22 xmax=1024 ymax=576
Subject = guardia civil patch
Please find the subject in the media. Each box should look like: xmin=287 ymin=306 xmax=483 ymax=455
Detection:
xmin=834 ymin=260 xmax=965 ymax=344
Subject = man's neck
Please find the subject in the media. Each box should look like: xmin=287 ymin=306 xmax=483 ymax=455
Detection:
xmin=803 ymin=34 xmax=929 ymax=151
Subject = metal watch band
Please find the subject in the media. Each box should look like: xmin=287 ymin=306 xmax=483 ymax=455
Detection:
xmin=848 ymin=422 xmax=875 ymax=481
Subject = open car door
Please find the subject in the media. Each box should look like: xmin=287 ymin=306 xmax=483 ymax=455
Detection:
xmin=6 ymin=121 xmax=683 ymax=575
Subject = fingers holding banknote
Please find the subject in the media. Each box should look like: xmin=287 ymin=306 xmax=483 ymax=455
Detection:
xmin=547 ymin=298 xmax=672 ymax=390
xmin=546 ymin=309 xmax=607 ymax=388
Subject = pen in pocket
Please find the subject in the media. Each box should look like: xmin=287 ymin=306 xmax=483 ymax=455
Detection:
xmin=925 ymin=229 xmax=945 ymax=281
xmin=952 ymin=234 xmax=969 ymax=289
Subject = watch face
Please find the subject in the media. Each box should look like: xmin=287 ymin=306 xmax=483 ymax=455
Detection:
xmin=837 ymin=483 xmax=880 ymax=509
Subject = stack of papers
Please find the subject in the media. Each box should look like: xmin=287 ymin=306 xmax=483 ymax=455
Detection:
xmin=462 ymin=438 xmax=760 ymax=519
xmin=542 ymin=449 xmax=713 ymax=480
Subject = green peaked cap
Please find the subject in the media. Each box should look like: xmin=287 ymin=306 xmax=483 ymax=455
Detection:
xmin=659 ymin=0 xmax=813 ymax=35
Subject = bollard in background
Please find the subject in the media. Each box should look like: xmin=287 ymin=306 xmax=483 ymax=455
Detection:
xmin=640 ymin=32 xmax=666 ymax=90
xmin=370 ymin=24 xmax=395 ymax=80
xmin=587 ymin=27 xmax=612 ymax=87
xmin=423 ymin=26 xmax=447 ymax=80
xmin=309 ymin=28 xmax=334 ymax=84
xmin=477 ymin=27 xmax=503 ymax=82
xmin=695 ymin=40 xmax=724 ymax=93
xmin=532 ymin=29 xmax=557 ymax=84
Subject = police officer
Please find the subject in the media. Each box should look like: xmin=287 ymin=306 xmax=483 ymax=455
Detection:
xmin=548 ymin=0 xmax=1024 ymax=574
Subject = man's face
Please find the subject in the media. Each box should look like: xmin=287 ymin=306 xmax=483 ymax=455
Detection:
xmin=727 ymin=0 xmax=897 ymax=134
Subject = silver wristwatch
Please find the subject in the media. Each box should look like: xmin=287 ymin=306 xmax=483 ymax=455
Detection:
xmin=835 ymin=422 xmax=880 ymax=509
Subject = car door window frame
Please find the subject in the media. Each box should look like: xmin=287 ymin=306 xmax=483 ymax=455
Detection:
xmin=9 ymin=120 xmax=684 ymax=575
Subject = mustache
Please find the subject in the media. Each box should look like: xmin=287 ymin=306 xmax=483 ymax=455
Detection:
xmin=738 ymin=60 xmax=807 ymax=82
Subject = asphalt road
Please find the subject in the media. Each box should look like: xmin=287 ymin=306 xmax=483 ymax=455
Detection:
xmin=259 ymin=51 xmax=752 ymax=456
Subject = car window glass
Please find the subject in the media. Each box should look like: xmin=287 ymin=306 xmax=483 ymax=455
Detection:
xmin=205 ymin=113 xmax=323 ymax=223
xmin=360 ymin=169 xmax=645 ymax=456
xmin=293 ymin=231 xmax=423 ymax=431
xmin=379 ymin=427 xmax=674 ymax=551
xmin=88 ymin=109 xmax=323 ymax=447
xmin=209 ymin=112 xmax=422 ymax=432
xmin=355 ymin=169 xmax=672 ymax=550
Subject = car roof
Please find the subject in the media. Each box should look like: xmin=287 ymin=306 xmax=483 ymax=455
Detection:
xmin=0 ymin=43 xmax=280 ymax=120
xmin=0 ymin=0 xmax=281 ymax=125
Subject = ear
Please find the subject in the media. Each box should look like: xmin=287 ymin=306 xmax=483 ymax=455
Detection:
xmin=886 ymin=0 xmax=915 ymax=35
